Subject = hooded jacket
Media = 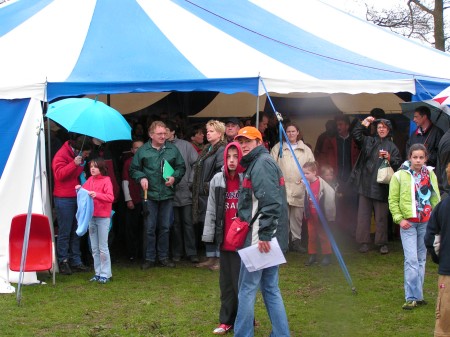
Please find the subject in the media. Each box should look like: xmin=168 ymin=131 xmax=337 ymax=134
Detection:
xmin=202 ymin=142 xmax=243 ymax=249
xmin=351 ymin=120 xmax=402 ymax=201
xmin=52 ymin=141 xmax=85 ymax=198
xmin=237 ymin=145 xmax=289 ymax=253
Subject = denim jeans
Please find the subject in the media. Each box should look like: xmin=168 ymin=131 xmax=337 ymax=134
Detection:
xmin=400 ymin=222 xmax=427 ymax=301
xmin=89 ymin=217 xmax=112 ymax=278
xmin=171 ymin=205 xmax=197 ymax=258
xmin=54 ymin=197 xmax=82 ymax=265
xmin=144 ymin=199 xmax=172 ymax=262
xmin=205 ymin=243 xmax=220 ymax=258
xmin=234 ymin=263 xmax=290 ymax=337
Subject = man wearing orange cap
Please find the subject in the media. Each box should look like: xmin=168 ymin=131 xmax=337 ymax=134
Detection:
xmin=233 ymin=126 xmax=290 ymax=336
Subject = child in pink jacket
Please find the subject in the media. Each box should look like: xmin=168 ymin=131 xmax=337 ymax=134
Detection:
xmin=77 ymin=158 xmax=114 ymax=284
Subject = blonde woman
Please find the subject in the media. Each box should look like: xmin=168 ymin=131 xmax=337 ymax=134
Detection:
xmin=192 ymin=120 xmax=227 ymax=270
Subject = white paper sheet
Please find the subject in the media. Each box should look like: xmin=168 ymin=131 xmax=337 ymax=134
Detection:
xmin=238 ymin=237 xmax=287 ymax=272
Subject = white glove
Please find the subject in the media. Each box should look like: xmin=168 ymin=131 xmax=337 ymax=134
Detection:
xmin=434 ymin=234 xmax=441 ymax=256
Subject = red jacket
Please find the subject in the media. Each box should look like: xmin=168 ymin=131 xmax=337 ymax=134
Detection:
xmin=320 ymin=136 xmax=360 ymax=176
xmin=82 ymin=175 xmax=114 ymax=217
xmin=52 ymin=141 xmax=85 ymax=198
xmin=122 ymin=156 xmax=142 ymax=203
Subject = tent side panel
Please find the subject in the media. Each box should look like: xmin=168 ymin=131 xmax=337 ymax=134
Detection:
xmin=0 ymin=99 xmax=50 ymax=285
xmin=0 ymin=99 xmax=29 ymax=177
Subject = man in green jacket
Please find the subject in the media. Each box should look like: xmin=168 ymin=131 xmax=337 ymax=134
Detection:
xmin=130 ymin=121 xmax=186 ymax=269
xmin=233 ymin=126 xmax=290 ymax=337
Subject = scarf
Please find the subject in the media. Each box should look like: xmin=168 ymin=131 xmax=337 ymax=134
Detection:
xmin=399 ymin=160 xmax=432 ymax=221
xmin=191 ymin=140 xmax=226 ymax=224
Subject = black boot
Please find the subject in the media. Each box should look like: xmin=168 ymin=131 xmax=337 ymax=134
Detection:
xmin=304 ymin=254 xmax=317 ymax=266
xmin=321 ymin=254 xmax=331 ymax=266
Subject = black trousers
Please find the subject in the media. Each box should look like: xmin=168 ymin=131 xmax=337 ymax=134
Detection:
xmin=125 ymin=202 xmax=143 ymax=259
xmin=219 ymin=250 xmax=241 ymax=325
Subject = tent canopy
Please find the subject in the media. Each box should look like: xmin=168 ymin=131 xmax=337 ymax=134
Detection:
xmin=2 ymin=0 xmax=450 ymax=101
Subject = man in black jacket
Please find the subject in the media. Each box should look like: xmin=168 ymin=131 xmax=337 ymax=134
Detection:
xmin=425 ymin=162 xmax=450 ymax=336
xmin=406 ymin=105 xmax=444 ymax=168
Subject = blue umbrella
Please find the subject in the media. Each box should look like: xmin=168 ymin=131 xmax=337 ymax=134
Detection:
xmin=46 ymin=97 xmax=132 ymax=142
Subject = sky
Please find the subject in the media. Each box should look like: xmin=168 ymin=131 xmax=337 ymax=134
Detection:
xmin=320 ymin=0 xmax=406 ymax=18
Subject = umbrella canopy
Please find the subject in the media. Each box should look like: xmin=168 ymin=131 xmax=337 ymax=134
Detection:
xmin=433 ymin=86 xmax=450 ymax=105
xmin=46 ymin=98 xmax=131 ymax=142
xmin=400 ymin=99 xmax=450 ymax=132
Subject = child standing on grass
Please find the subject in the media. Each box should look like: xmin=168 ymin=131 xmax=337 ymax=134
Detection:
xmin=303 ymin=162 xmax=336 ymax=266
xmin=202 ymin=142 xmax=243 ymax=335
xmin=389 ymin=144 xmax=440 ymax=310
xmin=76 ymin=158 xmax=114 ymax=284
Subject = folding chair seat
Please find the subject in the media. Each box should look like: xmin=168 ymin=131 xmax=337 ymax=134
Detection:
xmin=7 ymin=213 xmax=55 ymax=285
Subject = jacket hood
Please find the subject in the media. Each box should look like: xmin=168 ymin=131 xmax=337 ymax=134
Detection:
xmin=223 ymin=142 xmax=244 ymax=179
xmin=374 ymin=118 xmax=393 ymax=137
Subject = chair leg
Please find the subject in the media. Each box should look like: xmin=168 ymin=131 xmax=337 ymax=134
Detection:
xmin=52 ymin=263 xmax=55 ymax=285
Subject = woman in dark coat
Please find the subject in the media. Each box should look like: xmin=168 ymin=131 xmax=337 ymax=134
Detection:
xmin=351 ymin=117 xmax=401 ymax=254
xmin=191 ymin=120 xmax=226 ymax=270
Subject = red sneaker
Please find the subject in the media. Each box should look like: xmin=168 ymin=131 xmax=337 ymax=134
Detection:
xmin=213 ymin=323 xmax=233 ymax=335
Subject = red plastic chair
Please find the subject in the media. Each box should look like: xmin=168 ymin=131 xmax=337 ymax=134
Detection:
xmin=7 ymin=213 xmax=55 ymax=285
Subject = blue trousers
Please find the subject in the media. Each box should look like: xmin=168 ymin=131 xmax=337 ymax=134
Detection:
xmin=54 ymin=197 xmax=82 ymax=265
xmin=234 ymin=262 xmax=290 ymax=337
xmin=144 ymin=199 xmax=172 ymax=262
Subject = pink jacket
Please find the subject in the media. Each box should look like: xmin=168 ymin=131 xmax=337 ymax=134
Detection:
xmin=82 ymin=175 xmax=114 ymax=217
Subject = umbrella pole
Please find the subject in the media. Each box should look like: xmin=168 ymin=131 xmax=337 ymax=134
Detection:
xmin=79 ymin=135 xmax=86 ymax=154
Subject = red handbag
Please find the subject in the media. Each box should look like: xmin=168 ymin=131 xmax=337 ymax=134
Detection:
xmin=226 ymin=217 xmax=250 ymax=251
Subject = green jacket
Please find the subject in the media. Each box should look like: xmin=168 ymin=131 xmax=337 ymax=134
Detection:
xmin=129 ymin=141 xmax=186 ymax=201
xmin=388 ymin=167 xmax=440 ymax=224
xmin=237 ymin=146 xmax=289 ymax=253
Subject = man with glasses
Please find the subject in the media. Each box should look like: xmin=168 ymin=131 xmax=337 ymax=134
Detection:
xmin=130 ymin=121 xmax=186 ymax=270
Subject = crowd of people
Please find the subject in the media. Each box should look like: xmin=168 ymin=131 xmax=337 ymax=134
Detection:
xmin=48 ymin=105 xmax=450 ymax=336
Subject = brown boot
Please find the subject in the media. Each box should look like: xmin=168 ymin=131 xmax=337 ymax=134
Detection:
xmin=196 ymin=257 xmax=215 ymax=268
xmin=209 ymin=258 xmax=220 ymax=271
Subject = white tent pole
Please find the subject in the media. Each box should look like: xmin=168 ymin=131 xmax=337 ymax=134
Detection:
xmin=16 ymin=121 xmax=43 ymax=305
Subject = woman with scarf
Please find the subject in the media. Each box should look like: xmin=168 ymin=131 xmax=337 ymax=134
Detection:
xmin=389 ymin=143 xmax=440 ymax=309
xmin=192 ymin=120 xmax=226 ymax=270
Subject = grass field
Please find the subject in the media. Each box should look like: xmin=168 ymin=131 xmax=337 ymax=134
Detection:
xmin=0 ymin=238 xmax=439 ymax=336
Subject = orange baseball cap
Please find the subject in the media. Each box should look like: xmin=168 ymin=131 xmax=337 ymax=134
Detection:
xmin=234 ymin=126 xmax=262 ymax=141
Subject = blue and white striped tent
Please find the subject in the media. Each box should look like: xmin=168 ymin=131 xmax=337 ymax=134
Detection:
xmin=1 ymin=0 xmax=450 ymax=284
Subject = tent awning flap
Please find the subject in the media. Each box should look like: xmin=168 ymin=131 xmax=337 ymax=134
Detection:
xmin=260 ymin=78 xmax=417 ymax=95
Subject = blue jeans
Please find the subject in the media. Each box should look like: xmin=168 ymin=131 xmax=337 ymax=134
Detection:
xmin=205 ymin=242 xmax=220 ymax=258
xmin=144 ymin=199 xmax=172 ymax=262
xmin=54 ymin=197 xmax=82 ymax=265
xmin=234 ymin=263 xmax=290 ymax=337
xmin=89 ymin=217 xmax=112 ymax=278
xmin=400 ymin=222 xmax=427 ymax=301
